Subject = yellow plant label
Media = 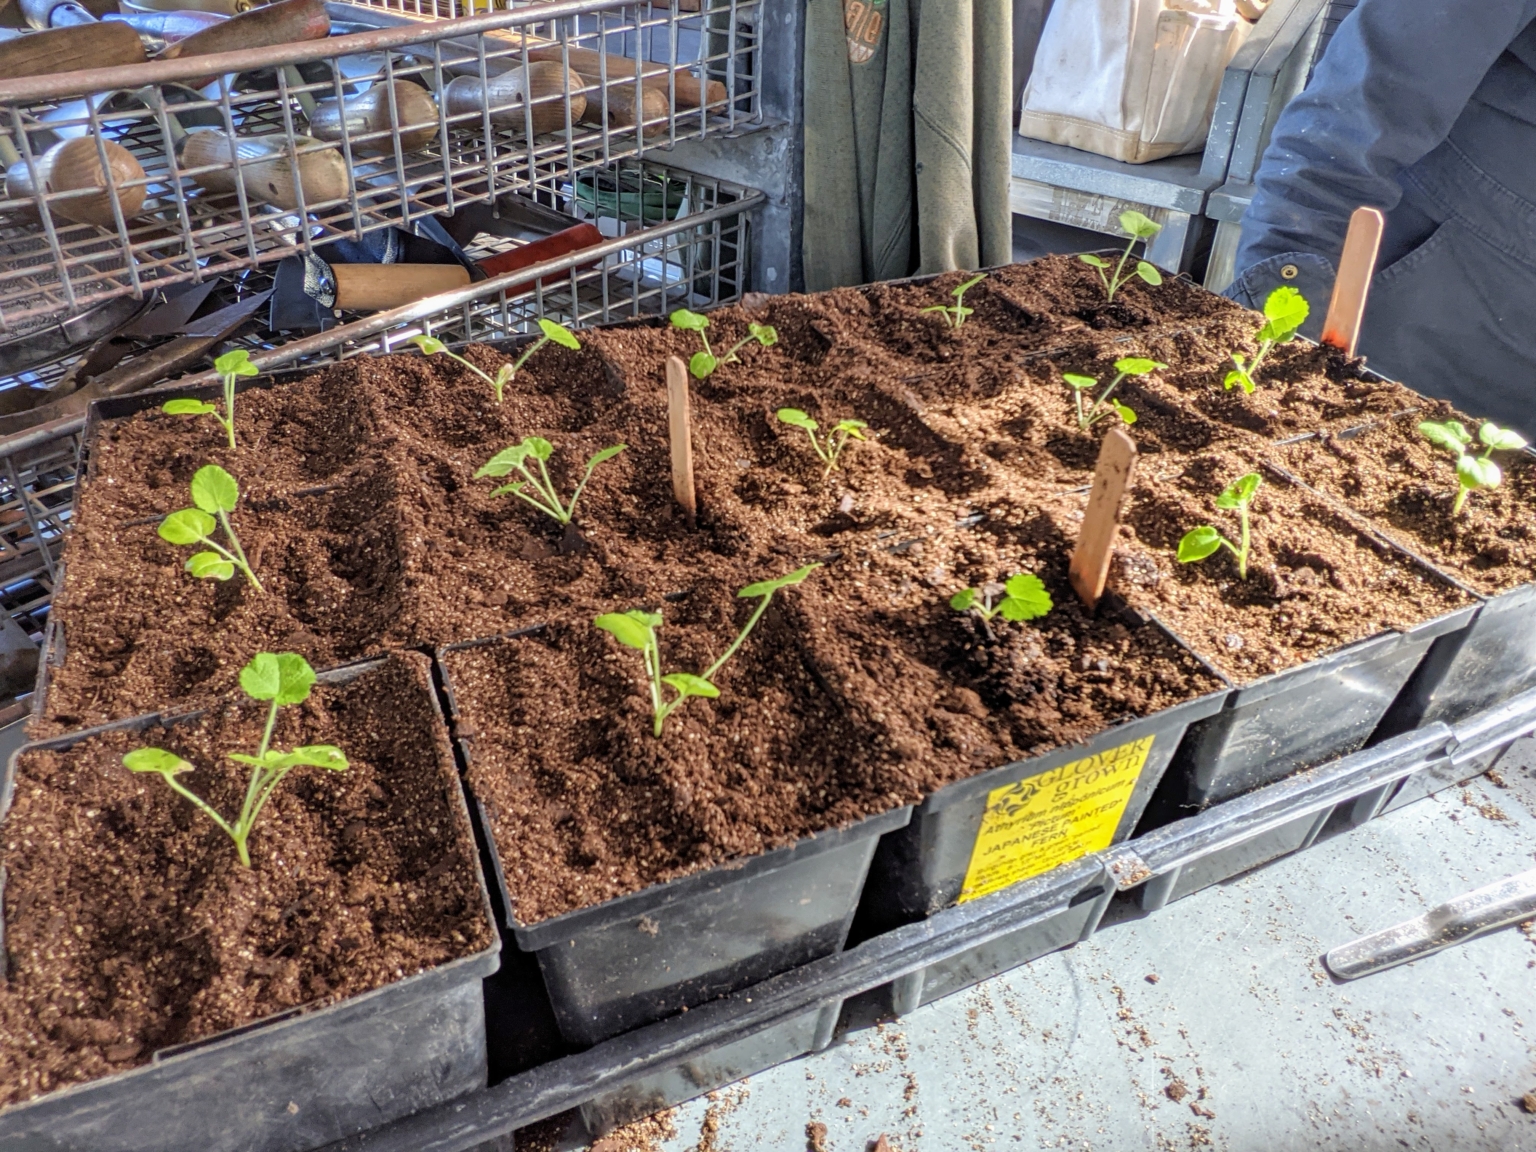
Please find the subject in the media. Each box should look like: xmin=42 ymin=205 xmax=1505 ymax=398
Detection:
xmin=957 ymin=735 xmax=1155 ymax=904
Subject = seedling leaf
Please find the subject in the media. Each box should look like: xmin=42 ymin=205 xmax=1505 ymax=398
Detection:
xmin=282 ymin=744 xmax=348 ymax=771
xmin=1216 ymin=471 xmax=1262 ymax=509
xmin=1063 ymin=374 xmax=1097 ymax=391
xmin=661 ymin=673 xmax=718 ymax=699
xmin=777 ymin=408 xmax=817 ymax=431
xmin=1480 ymin=422 xmax=1528 ymax=452
xmin=214 ymin=349 xmax=258 ymax=379
xmin=1113 ymin=357 xmax=1164 ymax=377
xmin=1256 ymin=285 xmax=1309 ymax=342
xmin=739 ymin=562 xmax=820 ymax=598
xmin=670 ymin=308 xmax=709 ymax=332
xmin=747 ymin=322 xmax=778 ymax=347
xmin=1079 ymin=254 xmax=1108 ymax=268
xmin=1458 ymin=454 xmax=1501 ymax=491
xmin=408 ymin=334 xmax=447 ymax=355
xmin=190 ymin=464 xmax=238 ymax=514
xmin=690 ymin=350 xmax=718 ymax=379
xmin=475 ymin=444 xmax=531 ymax=478
xmin=1113 ymin=400 xmax=1138 ymax=425
xmin=833 ymin=419 xmax=868 ymax=439
xmin=186 ymin=551 xmax=234 ymax=580
xmin=1136 ymin=261 xmax=1163 ymax=286
xmin=124 ymin=747 xmax=192 ymax=776
xmin=949 ymin=588 xmax=976 ymax=611
xmin=587 ymin=445 xmax=626 ymax=467
xmin=1178 ymin=525 xmax=1223 ymax=562
xmin=1419 ymin=420 xmax=1471 ymax=454
xmin=240 ymin=652 xmax=282 ymax=700
xmin=163 ymin=399 xmax=218 ymax=416
xmin=1001 ymin=573 xmax=1053 ymax=619
xmin=1120 ymin=210 xmax=1162 ymax=240
xmin=538 ymin=318 xmax=581 ymax=350
xmin=595 ymin=612 xmax=654 ymax=650
xmin=159 ymin=508 xmax=216 ymax=545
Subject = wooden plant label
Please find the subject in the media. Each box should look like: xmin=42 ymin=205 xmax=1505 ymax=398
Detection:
xmin=665 ymin=355 xmax=697 ymax=527
xmin=1320 ymin=206 xmax=1385 ymax=357
xmin=1069 ymin=426 xmax=1138 ymax=610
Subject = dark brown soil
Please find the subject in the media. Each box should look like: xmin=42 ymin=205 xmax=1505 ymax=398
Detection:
xmin=1270 ymin=407 xmax=1536 ymax=596
xmin=1095 ymin=446 xmax=1475 ymax=683
xmin=0 ymin=652 xmax=492 ymax=1107
xmin=444 ymin=513 xmax=1220 ymax=924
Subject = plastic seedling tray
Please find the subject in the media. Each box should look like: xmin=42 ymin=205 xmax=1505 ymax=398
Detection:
xmin=0 ymin=656 xmax=500 ymax=1152
xmin=1378 ymin=683 xmax=1536 ymax=817
xmin=1150 ymin=602 xmax=1477 ymax=815
xmin=437 ymin=633 xmax=913 ymax=1049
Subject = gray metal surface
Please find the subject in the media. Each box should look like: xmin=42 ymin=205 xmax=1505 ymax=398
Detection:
xmin=617 ymin=747 xmax=1536 ymax=1151
xmin=1009 ymin=138 xmax=1216 ymax=214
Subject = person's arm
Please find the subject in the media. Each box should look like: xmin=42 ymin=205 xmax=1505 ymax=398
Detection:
xmin=1229 ymin=0 xmax=1536 ymax=318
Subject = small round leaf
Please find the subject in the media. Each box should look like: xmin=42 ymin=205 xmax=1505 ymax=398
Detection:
xmin=163 ymin=399 xmax=217 ymax=416
xmin=1419 ymin=420 xmax=1471 ymax=454
xmin=1135 ymin=261 xmax=1163 ymax=286
xmin=476 ymin=444 xmax=532 ymax=478
xmin=190 ymin=464 xmax=239 ymax=514
xmin=159 ymin=508 xmax=216 ymax=545
xmin=739 ymin=562 xmax=820 ymax=599
xmin=689 ymin=351 xmax=718 ymax=379
xmin=123 ymin=747 xmax=192 ymax=775
xmin=1078 ymin=254 xmax=1108 ymax=268
xmin=409 ymin=334 xmax=447 ymax=355
xmin=1223 ymin=367 xmax=1255 ymax=394
xmin=1479 ymin=423 xmax=1528 ymax=452
xmin=523 ymin=436 xmax=554 ymax=462
xmin=1001 ymin=573 xmax=1053 ymax=619
xmin=949 ymin=588 xmax=977 ymax=611
xmin=214 ymin=348 xmax=258 ymax=378
xmin=777 ymin=408 xmax=817 ymax=431
xmin=288 ymin=744 xmax=348 ymax=771
xmin=1120 ymin=210 xmax=1162 ymax=239
xmin=595 ymin=612 xmax=654 ymax=650
xmin=186 ymin=551 xmax=234 ymax=580
xmin=538 ymin=318 xmax=582 ymax=349
xmin=662 ymin=672 xmax=719 ymax=699
xmin=669 ymin=308 xmax=709 ymax=332
xmin=240 ymin=652 xmax=281 ymax=700
xmin=273 ymin=652 xmax=316 ymax=706
xmin=748 ymin=322 xmax=778 ymax=347
xmin=1457 ymin=455 xmax=1501 ymax=491
xmin=1062 ymin=373 xmax=1097 ymax=390
xmin=1178 ymin=526 xmax=1223 ymax=563
xmin=1114 ymin=401 xmax=1138 ymax=426
xmin=1114 ymin=357 xmax=1165 ymax=377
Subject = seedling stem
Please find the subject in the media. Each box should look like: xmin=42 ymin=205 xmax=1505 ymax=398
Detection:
xmin=162 ymin=348 xmax=258 ymax=449
xmin=1080 ymin=211 xmax=1164 ymax=302
xmin=1063 ymin=357 xmax=1164 ymax=430
xmin=1226 ymin=286 xmax=1309 ymax=393
xmin=410 ymin=319 xmax=580 ymax=404
xmin=1419 ymin=419 xmax=1528 ymax=515
xmin=670 ymin=309 xmax=777 ymax=378
xmin=476 ymin=437 xmax=624 ymax=524
xmin=158 ymin=464 xmax=263 ymax=591
xmin=1178 ymin=472 xmax=1261 ymax=579
xmin=920 ymin=273 xmax=986 ymax=328
xmin=776 ymin=408 xmax=868 ymax=475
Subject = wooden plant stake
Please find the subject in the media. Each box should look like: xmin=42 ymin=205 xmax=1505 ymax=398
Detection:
xmin=665 ymin=355 xmax=697 ymax=527
xmin=1069 ymin=427 xmax=1138 ymax=610
xmin=1320 ymin=206 xmax=1385 ymax=357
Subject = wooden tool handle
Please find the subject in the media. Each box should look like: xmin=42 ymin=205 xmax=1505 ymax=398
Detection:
xmin=309 ymin=79 xmax=438 ymax=154
xmin=528 ymin=44 xmax=727 ymax=109
xmin=1069 ymin=427 xmax=1138 ymax=610
xmin=179 ymin=129 xmax=348 ymax=211
xmin=0 ymin=20 xmax=144 ymax=80
xmin=477 ymin=221 xmax=604 ymax=293
xmin=443 ymin=62 xmax=584 ymax=137
xmin=1320 ymin=206 xmax=1385 ymax=357
xmin=665 ymin=354 xmax=697 ymax=527
xmin=330 ymin=264 xmax=469 ymax=312
xmin=598 ymin=80 xmax=670 ymax=137
xmin=104 ymin=10 xmax=228 ymax=42
xmin=156 ymin=0 xmax=327 ymax=60
xmin=4 ymin=137 xmax=146 ymax=227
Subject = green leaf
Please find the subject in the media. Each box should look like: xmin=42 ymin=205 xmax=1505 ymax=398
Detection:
xmin=833 ymin=419 xmax=868 ymax=439
xmin=587 ymin=444 xmax=626 ymax=468
xmin=272 ymin=652 xmax=316 ymax=706
xmin=1119 ymin=210 xmax=1162 ymax=239
xmin=1000 ymin=573 xmax=1053 ymax=620
xmin=123 ymin=747 xmax=193 ymax=776
xmin=689 ymin=350 xmax=718 ymax=379
xmin=1114 ymin=357 xmax=1165 ymax=377
xmin=186 ymin=551 xmax=234 ymax=580
xmin=1078 ymin=254 xmax=1108 ymax=268
xmin=214 ymin=349 xmax=258 ymax=379
xmin=1113 ymin=400 xmax=1138 ymax=425
xmin=163 ymin=399 xmax=218 ymax=416
xmin=1216 ymin=472 xmax=1262 ymax=509
xmin=1135 ymin=261 xmax=1163 ymax=286
xmin=952 ymin=273 xmax=986 ymax=297
xmin=595 ymin=612 xmax=655 ymax=650
xmin=949 ymin=587 xmax=977 ymax=611
xmin=159 ymin=508 xmax=216 ymax=545
xmin=739 ymin=562 xmax=820 ymax=599
xmin=1223 ymin=366 xmax=1255 ymax=394
xmin=487 ymin=482 xmax=527 ymax=499
xmin=777 ymin=408 xmax=817 ymax=431
xmin=748 ymin=322 xmax=778 ymax=347
xmin=537 ymin=318 xmax=581 ymax=349
xmin=240 ymin=651 xmax=281 ymax=700
xmin=1457 ymin=454 xmax=1501 ymax=491
xmin=1479 ymin=423 xmax=1528 ymax=452
xmin=1062 ymin=373 xmax=1097 ymax=391
xmin=669 ymin=308 xmax=709 ymax=332
xmin=409 ymin=334 xmax=447 ymax=355
xmin=661 ymin=672 xmax=719 ymax=699
xmin=190 ymin=464 xmax=238 ymax=514
xmin=1256 ymin=285 xmax=1309 ymax=342
xmin=1419 ymin=420 xmax=1471 ymax=455
xmin=281 ymin=744 xmax=349 ymax=771
xmin=1178 ymin=525 xmax=1223 ymax=563
xmin=524 ymin=436 xmax=553 ymax=462
xmin=476 ymin=443 xmax=533 ymax=478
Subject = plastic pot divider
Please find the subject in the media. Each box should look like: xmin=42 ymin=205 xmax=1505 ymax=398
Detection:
xmin=435 ymin=632 xmax=912 ymax=1049
xmin=0 ymin=655 xmax=500 ymax=1152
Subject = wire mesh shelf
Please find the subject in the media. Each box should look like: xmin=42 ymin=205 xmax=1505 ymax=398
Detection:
xmin=0 ymin=0 xmax=765 ymax=339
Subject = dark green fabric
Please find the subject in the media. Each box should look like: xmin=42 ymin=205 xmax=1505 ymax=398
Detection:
xmin=803 ymin=0 xmax=1013 ymax=288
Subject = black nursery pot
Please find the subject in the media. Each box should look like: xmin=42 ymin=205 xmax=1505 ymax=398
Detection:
xmin=0 ymin=656 xmax=500 ymax=1152
xmin=437 ymin=634 xmax=913 ymax=1049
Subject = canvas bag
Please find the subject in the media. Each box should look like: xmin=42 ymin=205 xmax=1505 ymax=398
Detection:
xmin=1018 ymin=0 xmax=1252 ymax=163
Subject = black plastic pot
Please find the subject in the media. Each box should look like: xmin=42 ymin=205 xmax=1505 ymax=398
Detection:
xmin=0 ymin=656 xmax=501 ymax=1152
xmin=1379 ymin=683 xmax=1536 ymax=818
xmin=1147 ymin=604 xmax=1477 ymax=815
xmin=437 ymin=634 xmax=913 ymax=1049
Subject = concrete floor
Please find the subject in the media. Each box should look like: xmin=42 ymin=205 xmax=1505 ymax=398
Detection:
xmin=530 ymin=747 xmax=1536 ymax=1151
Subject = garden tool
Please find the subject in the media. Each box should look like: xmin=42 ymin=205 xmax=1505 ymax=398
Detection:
xmin=441 ymin=61 xmax=585 ymax=137
xmin=308 ymin=78 xmax=439 ymax=154
xmin=0 ymin=19 xmax=144 ymax=78
xmin=177 ymin=127 xmax=349 ymax=212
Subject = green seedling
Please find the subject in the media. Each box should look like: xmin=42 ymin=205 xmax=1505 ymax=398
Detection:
xmin=158 ymin=463 xmax=263 ymax=591
xmin=920 ymin=273 xmax=987 ymax=329
xmin=1419 ymin=419 xmax=1528 ymax=515
xmin=409 ymin=318 xmax=580 ymax=403
xmin=595 ymin=563 xmax=819 ymax=736
xmin=776 ymin=408 xmax=868 ymax=475
xmin=1178 ymin=471 xmax=1262 ymax=580
xmin=1225 ymin=285 xmax=1309 ymax=394
xmin=475 ymin=437 xmax=625 ymax=525
xmin=1063 ymin=357 xmax=1165 ymax=430
xmin=163 ymin=348 xmax=258 ymax=450
xmin=670 ymin=309 xmax=778 ymax=379
xmin=950 ymin=573 xmax=1053 ymax=623
xmin=1079 ymin=210 xmax=1164 ymax=302
xmin=123 ymin=652 xmax=347 ymax=868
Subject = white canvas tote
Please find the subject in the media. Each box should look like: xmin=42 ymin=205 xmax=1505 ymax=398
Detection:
xmin=1018 ymin=0 xmax=1253 ymax=163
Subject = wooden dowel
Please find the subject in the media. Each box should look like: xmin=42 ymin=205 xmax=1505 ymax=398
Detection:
xmin=665 ymin=355 xmax=696 ymax=527
xmin=1320 ymin=206 xmax=1385 ymax=357
xmin=1069 ymin=427 xmax=1138 ymax=610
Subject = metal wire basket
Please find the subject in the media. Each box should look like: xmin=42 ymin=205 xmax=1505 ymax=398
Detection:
xmin=0 ymin=0 xmax=765 ymax=339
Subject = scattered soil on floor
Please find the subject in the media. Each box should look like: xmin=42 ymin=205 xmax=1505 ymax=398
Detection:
xmin=0 ymin=653 xmax=491 ymax=1106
